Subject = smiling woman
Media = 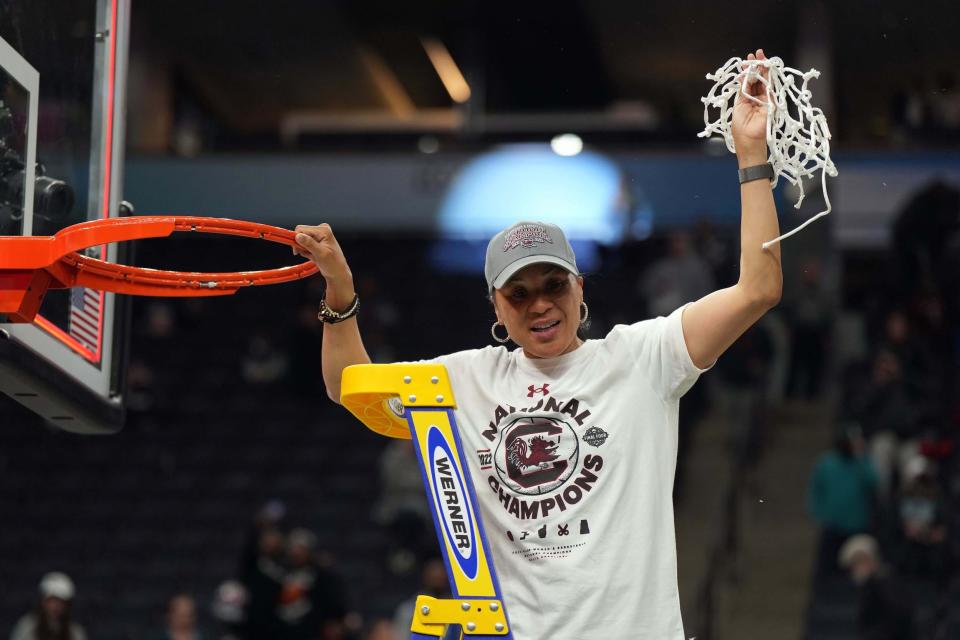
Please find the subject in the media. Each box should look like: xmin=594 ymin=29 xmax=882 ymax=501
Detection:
xmin=485 ymin=222 xmax=586 ymax=359
xmin=492 ymin=264 xmax=584 ymax=359
xmin=305 ymin=215 xmax=722 ymax=639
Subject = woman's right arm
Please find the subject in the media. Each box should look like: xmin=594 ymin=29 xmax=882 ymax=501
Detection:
xmin=294 ymin=224 xmax=371 ymax=404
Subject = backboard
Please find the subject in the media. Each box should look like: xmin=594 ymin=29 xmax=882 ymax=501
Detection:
xmin=0 ymin=0 xmax=130 ymax=433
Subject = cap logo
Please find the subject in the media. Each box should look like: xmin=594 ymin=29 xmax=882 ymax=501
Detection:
xmin=502 ymin=224 xmax=553 ymax=252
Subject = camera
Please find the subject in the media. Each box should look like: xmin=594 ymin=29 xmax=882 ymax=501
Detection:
xmin=0 ymin=100 xmax=75 ymax=233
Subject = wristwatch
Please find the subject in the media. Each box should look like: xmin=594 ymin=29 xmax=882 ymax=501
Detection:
xmin=738 ymin=163 xmax=775 ymax=184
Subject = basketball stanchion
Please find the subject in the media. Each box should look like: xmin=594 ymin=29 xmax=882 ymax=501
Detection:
xmin=340 ymin=364 xmax=511 ymax=639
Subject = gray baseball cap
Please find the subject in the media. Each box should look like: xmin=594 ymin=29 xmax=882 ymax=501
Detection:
xmin=485 ymin=221 xmax=579 ymax=291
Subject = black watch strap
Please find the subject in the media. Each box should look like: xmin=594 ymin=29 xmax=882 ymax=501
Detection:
xmin=738 ymin=163 xmax=775 ymax=184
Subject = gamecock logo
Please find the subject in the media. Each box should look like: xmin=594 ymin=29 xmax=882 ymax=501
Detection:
xmin=509 ymin=435 xmax=558 ymax=470
xmin=494 ymin=416 xmax=579 ymax=495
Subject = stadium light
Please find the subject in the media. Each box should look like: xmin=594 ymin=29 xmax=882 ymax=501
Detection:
xmin=421 ymin=37 xmax=471 ymax=104
xmin=550 ymin=133 xmax=583 ymax=157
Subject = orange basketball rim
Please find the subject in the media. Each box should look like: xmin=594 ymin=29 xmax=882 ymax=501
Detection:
xmin=0 ymin=216 xmax=318 ymax=323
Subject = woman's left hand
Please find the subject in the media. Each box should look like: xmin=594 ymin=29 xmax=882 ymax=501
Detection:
xmin=732 ymin=48 xmax=771 ymax=164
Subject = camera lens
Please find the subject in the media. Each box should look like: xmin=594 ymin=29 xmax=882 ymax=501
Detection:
xmin=34 ymin=176 xmax=74 ymax=219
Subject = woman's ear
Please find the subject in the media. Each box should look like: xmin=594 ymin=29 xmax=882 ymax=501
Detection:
xmin=490 ymin=291 xmax=502 ymax=324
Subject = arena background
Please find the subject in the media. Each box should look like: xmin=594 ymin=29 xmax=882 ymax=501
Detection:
xmin=2 ymin=1 xmax=960 ymax=638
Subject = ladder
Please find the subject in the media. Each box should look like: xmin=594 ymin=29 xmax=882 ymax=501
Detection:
xmin=341 ymin=363 xmax=512 ymax=640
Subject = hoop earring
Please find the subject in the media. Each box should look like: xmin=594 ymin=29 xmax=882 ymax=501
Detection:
xmin=580 ymin=301 xmax=589 ymax=325
xmin=491 ymin=321 xmax=509 ymax=344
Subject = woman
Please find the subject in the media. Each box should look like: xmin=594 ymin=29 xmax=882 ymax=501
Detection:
xmin=808 ymin=426 xmax=878 ymax=580
xmin=294 ymin=49 xmax=782 ymax=640
xmin=10 ymin=573 xmax=87 ymax=640
xmin=151 ymin=594 xmax=206 ymax=640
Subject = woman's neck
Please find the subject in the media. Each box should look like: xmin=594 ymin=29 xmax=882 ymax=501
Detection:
xmin=522 ymin=336 xmax=583 ymax=359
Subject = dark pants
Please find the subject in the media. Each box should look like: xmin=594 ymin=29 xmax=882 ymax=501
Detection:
xmin=787 ymin=324 xmax=827 ymax=400
xmin=815 ymin=527 xmax=858 ymax=582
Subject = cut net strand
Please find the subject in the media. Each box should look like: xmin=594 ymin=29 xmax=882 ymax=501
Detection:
xmin=698 ymin=56 xmax=838 ymax=249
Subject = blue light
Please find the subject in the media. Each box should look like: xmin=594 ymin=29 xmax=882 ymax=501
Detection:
xmin=438 ymin=145 xmax=627 ymax=244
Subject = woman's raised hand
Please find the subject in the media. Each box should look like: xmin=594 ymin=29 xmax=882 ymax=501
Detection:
xmin=732 ymin=48 xmax=771 ymax=164
xmin=293 ymin=224 xmax=355 ymax=302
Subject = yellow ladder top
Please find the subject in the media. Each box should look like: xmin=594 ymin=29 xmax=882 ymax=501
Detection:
xmin=340 ymin=363 xmax=456 ymax=439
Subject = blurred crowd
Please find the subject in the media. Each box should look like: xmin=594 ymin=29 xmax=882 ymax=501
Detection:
xmin=890 ymin=73 xmax=960 ymax=145
xmin=8 ymin=498 xmax=449 ymax=640
xmin=7 ymin=223 xmax=749 ymax=640
xmin=807 ymin=181 xmax=960 ymax=639
xmin=8 ymin=179 xmax=959 ymax=639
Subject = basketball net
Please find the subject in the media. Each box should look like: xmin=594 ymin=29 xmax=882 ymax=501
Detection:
xmin=699 ymin=56 xmax=838 ymax=249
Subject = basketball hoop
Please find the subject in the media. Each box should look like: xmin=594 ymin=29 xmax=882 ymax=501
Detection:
xmin=699 ymin=56 xmax=838 ymax=249
xmin=0 ymin=216 xmax=318 ymax=323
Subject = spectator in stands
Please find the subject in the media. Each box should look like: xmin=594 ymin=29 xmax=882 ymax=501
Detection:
xmin=911 ymin=290 xmax=955 ymax=400
xmin=878 ymin=308 xmax=950 ymax=425
xmin=145 ymin=301 xmax=178 ymax=340
xmin=210 ymin=581 xmax=247 ymax=640
xmin=808 ymin=426 xmax=878 ymax=579
xmin=126 ymin=358 xmax=161 ymax=413
xmin=364 ymin=619 xmax=396 ymax=640
xmin=891 ymin=181 xmax=960 ymax=298
xmin=372 ymin=439 xmax=432 ymax=574
xmin=890 ymin=77 xmax=930 ymax=143
xmin=878 ymin=310 xmax=928 ymax=389
xmin=10 ymin=572 xmax=88 ymax=640
xmin=239 ymin=504 xmax=286 ymax=639
xmin=242 ymin=333 xmax=289 ymax=386
xmin=638 ymin=232 xmax=716 ymax=501
xmin=785 ymin=257 xmax=832 ymax=401
xmin=356 ymin=275 xmax=400 ymax=363
xmin=713 ymin=321 xmax=773 ymax=469
xmin=848 ymin=350 xmax=919 ymax=499
xmin=839 ymin=535 xmax=915 ymax=640
xmin=391 ymin=558 xmax=449 ymax=640
xmin=277 ymin=528 xmax=349 ymax=639
xmin=153 ymin=594 xmax=206 ymax=640
xmin=692 ymin=216 xmax=735 ymax=286
xmin=286 ymin=302 xmax=326 ymax=396
xmin=929 ymin=578 xmax=960 ymax=639
xmin=890 ymin=456 xmax=953 ymax=584
xmin=637 ymin=231 xmax=715 ymax=319
xmin=931 ymin=71 xmax=960 ymax=133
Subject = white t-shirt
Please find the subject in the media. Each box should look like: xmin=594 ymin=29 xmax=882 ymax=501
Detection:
xmin=425 ymin=304 xmax=709 ymax=640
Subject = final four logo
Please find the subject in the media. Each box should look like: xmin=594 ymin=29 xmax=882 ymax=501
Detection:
xmin=426 ymin=426 xmax=479 ymax=580
xmin=583 ymin=426 xmax=609 ymax=447
xmin=502 ymin=223 xmax=553 ymax=251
